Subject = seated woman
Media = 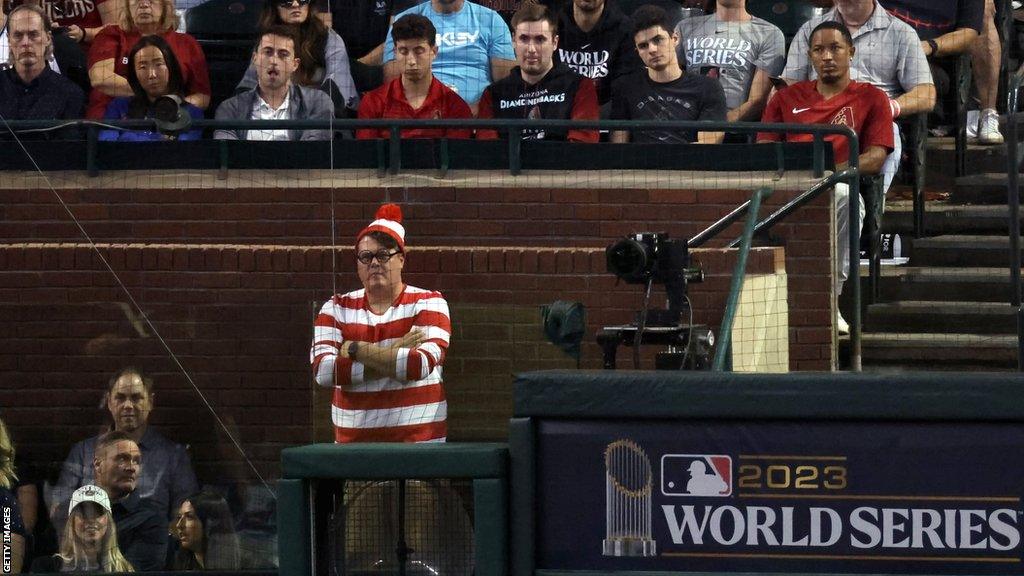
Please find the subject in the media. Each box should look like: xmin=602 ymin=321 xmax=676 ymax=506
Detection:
xmin=171 ymin=491 xmax=241 ymax=570
xmin=86 ymin=0 xmax=209 ymax=118
xmin=31 ymin=485 xmax=133 ymax=573
xmin=99 ymin=35 xmax=204 ymax=141
xmin=235 ymin=0 xmax=358 ymax=117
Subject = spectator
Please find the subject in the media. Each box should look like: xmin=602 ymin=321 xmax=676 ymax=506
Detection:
xmin=86 ymin=0 xmax=209 ymax=118
xmin=610 ymin=5 xmax=727 ymax=144
xmin=0 ymin=2 xmax=90 ymax=94
xmin=215 ymin=26 xmax=334 ymax=140
xmin=549 ymin=0 xmax=642 ymax=106
xmin=878 ymin=0 xmax=983 ymax=134
xmin=318 ymin=0 xmax=417 ymax=92
xmin=37 ymin=0 xmax=120 ymax=46
xmin=783 ymin=0 xmax=935 ymax=192
xmin=357 ymin=14 xmax=473 ymax=140
xmin=31 ymin=485 xmax=134 ymax=573
xmin=311 ymin=203 xmax=452 ymax=443
xmin=967 ymin=0 xmax=1001 ymax=144
xmin=53 ymin=367 xmax=199 ymax=524
xmin=98 ymin=35 xmax=204 ymax=140
xmin=236 ymin=0 xmax=358 ymax=117
xmin=383 ymin=0 xmax=515 ymax=112
xmin=476 ymin=3 xmax=598 ymax=142
xmin=1 ymin=417 xmax=26 ymax=574
xmin=170 ymin=491 xmax=240 ymax=570
xmin=675 ymin=0 xmax=784 ymax=123
xmin=0 ymin=4 xmax=85 ymax=138
xmin=759 ymin=21 xmax=894 ymax=334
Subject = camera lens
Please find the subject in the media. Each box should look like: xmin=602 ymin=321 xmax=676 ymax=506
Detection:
xmin=606 ymin=238 xmax=653 ymax=283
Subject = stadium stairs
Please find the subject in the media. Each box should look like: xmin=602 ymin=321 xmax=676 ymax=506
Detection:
xmin=841 ymin=136 xmax=1023 ymax=371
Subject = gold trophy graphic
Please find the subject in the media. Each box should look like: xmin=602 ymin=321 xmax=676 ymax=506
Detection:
xmin=602 ymin=439 xmax=657 ymax=557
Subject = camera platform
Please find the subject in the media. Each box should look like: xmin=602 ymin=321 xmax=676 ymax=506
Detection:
xmin=596 ymin=323 xmax=714 ymax=371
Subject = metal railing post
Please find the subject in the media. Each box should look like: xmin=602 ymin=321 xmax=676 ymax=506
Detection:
xmin=509 ymin=128 xmax=522 ymax=176
xmin=86 ymin=124 xmax=98 ymax=177
xmin=388 ymin=126 xmax=401 ymax=175
xmin=849 ymin=144 xmax=862 ymax=372
xmin=1006 ymin=115 xmax=1023 ymax=370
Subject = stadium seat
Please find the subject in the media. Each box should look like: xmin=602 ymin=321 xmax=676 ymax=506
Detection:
xmin=746 ymin=0 xmax=820 ymax=46
xmin=186 ymin=0 xmax=261 ymax=112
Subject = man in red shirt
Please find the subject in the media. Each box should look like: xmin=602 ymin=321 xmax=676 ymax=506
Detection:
xmin=356 ymin=14 xmax=473 ymax=140
xmin=758 ymin=20 xmax=893 ymax=334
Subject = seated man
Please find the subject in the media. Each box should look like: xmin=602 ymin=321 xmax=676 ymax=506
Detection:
xmin=53 ymin=432 xmax=167 ymax=571
xmin=215 ymin=26 xmax=334 ymax=141
xmin=383 ymin=0 xmax=515 ymax=112
xmin=476 ymin=3 xmax=599 ymax=143
xmin=357 ymin=14 xmax=473 ymax=140
xmin=0 ymin=4 xmax=84 ymax=137
xmin=675 ymin=0 xmax=785 ymax=124
xmin=53 ymin=367 xmax=198 ymax=523
xmin=783 ymin=0 xmax=935 ymax=192
xmin=610 ymin=5 xmax=727 ymax=144
xmin=548 ymin=0 xmax=643 ymax=106
xmin=759 ymin=21 xmax=894 ymax=334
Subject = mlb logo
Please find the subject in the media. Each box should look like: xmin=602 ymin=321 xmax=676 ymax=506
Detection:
xmin=661 ymin=454 xmax=732 ymax=497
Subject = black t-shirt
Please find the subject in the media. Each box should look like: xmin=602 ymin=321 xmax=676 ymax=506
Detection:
xmin=879 ymin=0 xmax=985 ymax=40
xmin=324 ymin=0 xmax=417 ymax=60
xmin=610 ymin=70 xmax=727 ymax=143
xmin=553 ymin=2 xmax=643 ymax=104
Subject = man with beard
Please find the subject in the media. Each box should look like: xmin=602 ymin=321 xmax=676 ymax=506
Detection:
xmin=609 ymin=5 xmax=726 ymax=144
xmin=758 ymin=21 xmax=893 ymax=333
xmin=53 ymin=367 xmax=198 ymax=523
xmin=357 ymin=14 xmax=473 ymax=139
xmin=0 ymin=4 xmax=84 ymax=136
xmin=476 ymin=3 xmax=598 ymax=142
xmin=215 ymin=25 xmax=334 ymax=140
xmin=546 ymin=0 xmax=642 ymax=106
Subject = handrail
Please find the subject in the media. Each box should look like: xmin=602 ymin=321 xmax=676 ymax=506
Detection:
xmin=2 ymin=116 xmax=864 ymax=370
xmin=713 ymin=186 xmax=772 ymax=372
xmin=1004 ymin=112 xmax=1024 ymax=370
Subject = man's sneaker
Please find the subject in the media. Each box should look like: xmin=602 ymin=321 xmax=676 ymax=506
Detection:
xmin=978 ymin=109 xmax=1004 ymax=145
xmin=966 ymin=109 xmax=980 ymax=140
xmin=837 ymin=312 xmax=850 ymax=335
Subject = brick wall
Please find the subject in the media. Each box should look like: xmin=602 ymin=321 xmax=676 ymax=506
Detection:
xmin=0 ymin=242 xmax=783 ymax=482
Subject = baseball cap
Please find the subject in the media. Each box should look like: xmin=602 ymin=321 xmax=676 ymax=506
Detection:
xmin=69 ymin=484 xmax=111 ymax=514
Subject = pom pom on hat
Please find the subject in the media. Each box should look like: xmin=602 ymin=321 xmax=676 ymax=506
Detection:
xmin=356 ymin=203 xmax=406 ymax=251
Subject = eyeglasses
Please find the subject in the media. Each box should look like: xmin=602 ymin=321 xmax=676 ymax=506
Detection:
xmin=276 ymin=0 xmax=311 ymax=7
xmin=356 ymin=250 xmax=400 ymax=265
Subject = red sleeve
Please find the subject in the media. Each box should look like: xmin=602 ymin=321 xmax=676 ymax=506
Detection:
xmin=860 ymin=86 xmax=894 ymax=153
xmin=475 ymin=87 xmax=499 ymax=140
xmin=757 ymin=90 xmax=783 ymax=143
xmin=567 ymin=77 xmax=599 ymax=143
xmin=356 ymin=89 xmax=384 ymax=140
xmin=87 ymin=26 xmax=121 ymax=68
xmin=444 ymin=92 xmax=474 ymax=140
xmin=179 ymin=34 xmax=211 ymax=99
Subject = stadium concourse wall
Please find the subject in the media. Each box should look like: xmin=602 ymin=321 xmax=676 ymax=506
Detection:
xmin=0 ymin=168 xmax=831 ymax=481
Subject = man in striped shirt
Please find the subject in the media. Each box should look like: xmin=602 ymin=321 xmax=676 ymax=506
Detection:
xmin=310 ymin=203 xmax=452 ymax=442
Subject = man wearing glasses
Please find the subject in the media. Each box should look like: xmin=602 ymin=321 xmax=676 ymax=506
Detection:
xmin=310 ymin=203 xmax=452 ymax=443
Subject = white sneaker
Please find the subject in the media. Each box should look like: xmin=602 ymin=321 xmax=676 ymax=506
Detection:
xmin=978 ymin=109 xmax=1004 ymax=145
xmin=837 ymin=311 xmax=850 ymax=335
xmin=966 ymin=109 xmax=980 ymax=140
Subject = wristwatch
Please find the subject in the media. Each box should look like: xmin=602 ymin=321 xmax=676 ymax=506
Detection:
xmin=927 ymin=39 xmax=939 ymax=57
xmin=347 ymin=341 xmax=359 ymax=359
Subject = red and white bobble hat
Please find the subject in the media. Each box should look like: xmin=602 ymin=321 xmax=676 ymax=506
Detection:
xmin=356 ymin=203 xmax=406 ymax=252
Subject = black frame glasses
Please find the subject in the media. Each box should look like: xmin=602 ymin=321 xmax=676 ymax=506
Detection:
xmin=356 ymin=250 xmax=400 ymax=265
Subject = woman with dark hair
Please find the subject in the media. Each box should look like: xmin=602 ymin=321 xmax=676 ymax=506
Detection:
xmin=99 ymin=35 xmax=204 ymax=141
xmin=171 ymin=491 xmax=241 ymax=570
xmin=235 ymin=0 xmax=358 ymax=116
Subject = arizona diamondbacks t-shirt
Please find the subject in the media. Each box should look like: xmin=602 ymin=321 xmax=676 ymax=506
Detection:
xmin=610 ymin=71 xmax=727 ymax=143
xmin=674 ymin=15 xmax=784 ymax=110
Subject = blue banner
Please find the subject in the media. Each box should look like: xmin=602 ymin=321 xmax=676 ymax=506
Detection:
xmin=536 ymin=419 xmax=1024 ymax=573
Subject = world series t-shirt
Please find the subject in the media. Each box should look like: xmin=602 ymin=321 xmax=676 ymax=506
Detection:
xmin=757 ymin=80 xmax=894 ymax=165
xmin=609 ymin=70 xmax=727 ymax=143
xmin=384 ymin=0 xmax=514 ymax=105
xmin=675 ymin=14 xmax=784 ymax=110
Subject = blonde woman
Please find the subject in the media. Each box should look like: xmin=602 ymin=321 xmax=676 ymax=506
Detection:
xmin=0 ymin=418 xmax=26 ymax=573
xmin=85 ymin=0 xmax=210 ymax=118
xmin=31 ymin=485 xmax=134 ymax=573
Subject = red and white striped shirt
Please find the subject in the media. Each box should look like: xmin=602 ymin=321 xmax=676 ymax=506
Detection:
xmin=310 ymin=285 xmax=451 ymax=443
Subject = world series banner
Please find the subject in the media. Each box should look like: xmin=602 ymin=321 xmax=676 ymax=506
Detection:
xmin=536 ymin=419 xmax=1024 ymax=574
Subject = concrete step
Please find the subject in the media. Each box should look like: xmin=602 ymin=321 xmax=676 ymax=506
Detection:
xmin=883 ymin=201 xmax=1024 ymax=235
xmin=875 ymin=267 xmax=1018 ymax=302
xmin=912 ymin=235 xmax=1024 ymax=267
xmin=952 ymin=173 xmax=1022 ymax=204
xmin=858 ymin=332 xmax=1018 ymax=368
xmin=923 ymin=137 xmax=1010 ymax=188
xmin=865 ymin=300 xmax=1019 ymax=334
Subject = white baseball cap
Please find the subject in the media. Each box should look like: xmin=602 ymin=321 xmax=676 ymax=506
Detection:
xmin=69 ymin=484 xmax=111 ymax=515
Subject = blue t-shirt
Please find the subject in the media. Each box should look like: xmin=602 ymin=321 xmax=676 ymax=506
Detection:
xmin=384 ymin=1 xmax=514 ymax=105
